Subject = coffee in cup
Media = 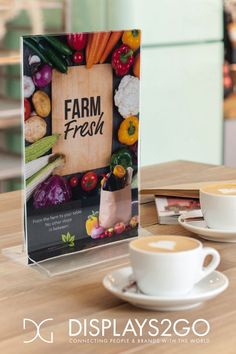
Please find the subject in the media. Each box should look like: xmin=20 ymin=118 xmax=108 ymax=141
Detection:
xmin=132 ymin=235 xmax=198 ymax=253
xmin=200 ymin=183 xmax=236 ymax=230
xmin=129 ymin=235 xmax=220 ymax=296
xmin=202 ymin=183 xmax=236 ymax=196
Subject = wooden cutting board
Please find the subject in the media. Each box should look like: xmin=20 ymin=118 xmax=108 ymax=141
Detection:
xmin=52 ymin=64 xmax=113 ymax=175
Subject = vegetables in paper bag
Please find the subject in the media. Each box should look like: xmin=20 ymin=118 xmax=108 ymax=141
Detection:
xmin=103 ymin=166 xmax=127 ymax=191
xmin=110 ymin=148 xmax=133 ymax=170
xmin=113 ymin=165 xmax=126 ymax=178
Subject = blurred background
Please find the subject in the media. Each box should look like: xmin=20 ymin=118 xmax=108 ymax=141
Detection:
xmin=0 ymin=0 xmax=235 ymax=193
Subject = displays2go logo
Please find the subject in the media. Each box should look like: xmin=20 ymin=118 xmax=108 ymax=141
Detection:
xmin=23 ymin=318 xmax=210 ymax=344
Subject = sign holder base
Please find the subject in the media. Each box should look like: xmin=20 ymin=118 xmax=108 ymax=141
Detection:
xmin=2 ymin=228 xmax=152 ymax=277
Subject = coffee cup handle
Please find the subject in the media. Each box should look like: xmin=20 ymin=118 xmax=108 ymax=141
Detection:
xmin=197 ymin=247 xmax=220 ymax=282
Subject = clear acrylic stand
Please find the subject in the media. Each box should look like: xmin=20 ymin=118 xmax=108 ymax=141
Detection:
xmin=2 ymin=227 xmax=152 ymax=277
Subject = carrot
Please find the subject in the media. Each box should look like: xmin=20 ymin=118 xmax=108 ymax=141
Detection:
xmin=86 ymin=32 xmax=104 ymax=69
xmin=94 ymin=32 xmax=111 ymax=64
xmin=86 ymin=33 xmax=93 ymax=64
xmin=99 ymin=31 xmax=123 ymax=64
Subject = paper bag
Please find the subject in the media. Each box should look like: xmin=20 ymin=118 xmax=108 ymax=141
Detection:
xmin=99 ymin=184 xmax=132 ymax=229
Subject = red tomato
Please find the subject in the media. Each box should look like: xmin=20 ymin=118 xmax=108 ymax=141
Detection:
xmin=73 ymin=51 xmax=84 ymax=64
xmin=24 ymin=98 xmax=31 ymax=121
xmin=67 ymin=33 xmax=88 ymax=50
xmin=81 ymin=172 xmax=98 ymax=191
xmin=70 ymin=176 xmax=79 ymax=187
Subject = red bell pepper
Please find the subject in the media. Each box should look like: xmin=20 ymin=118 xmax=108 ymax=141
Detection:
xmin=112 ymin=44 xmax=134 ymax=76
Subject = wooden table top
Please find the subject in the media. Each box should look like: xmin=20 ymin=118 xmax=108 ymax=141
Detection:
xmin=0 ymin=161 xmax=236 ymax=353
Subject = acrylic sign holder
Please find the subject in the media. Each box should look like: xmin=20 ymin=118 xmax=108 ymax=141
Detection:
xmin=2 ymin=29 xmax=143 ymax=276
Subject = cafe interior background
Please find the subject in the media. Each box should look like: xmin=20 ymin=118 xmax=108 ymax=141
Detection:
xmin=0 ymin=0 xmax=235 ymax=193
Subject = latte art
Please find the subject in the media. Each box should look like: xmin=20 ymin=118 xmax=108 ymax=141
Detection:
xmin=149 ymin=240 xmax=176 ymax=251
xmin=131 ymin=235 xmax=199 ymax=253
xmin=219 ymin=188 xmax=236 ymax=194
xmin=202 ymin=183 xmax=236 ymax=196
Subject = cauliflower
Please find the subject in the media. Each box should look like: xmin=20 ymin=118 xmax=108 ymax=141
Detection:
xmin=114 ymin=75 xmax=140 ymax=118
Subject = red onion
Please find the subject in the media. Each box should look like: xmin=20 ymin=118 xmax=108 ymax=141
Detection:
xmin=33 ymin=64 xmax=52 ymax=88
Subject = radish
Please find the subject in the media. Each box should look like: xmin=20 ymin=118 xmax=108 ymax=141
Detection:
xmin=91 ymin=225 xmax=105 ymax=239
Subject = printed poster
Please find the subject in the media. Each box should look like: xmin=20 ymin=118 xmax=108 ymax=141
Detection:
xmin=22 ymin=30 xmax=140 ymax=262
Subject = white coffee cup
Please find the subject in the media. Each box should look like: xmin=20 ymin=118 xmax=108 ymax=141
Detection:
xmin=200 ymin=183 xmax=236 ymax=231
xmin=129 ymin=235 xmax=220 ymax=297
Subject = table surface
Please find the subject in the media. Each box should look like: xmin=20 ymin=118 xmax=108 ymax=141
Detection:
xmin=0 ymin=161 xmax=236 ymax=354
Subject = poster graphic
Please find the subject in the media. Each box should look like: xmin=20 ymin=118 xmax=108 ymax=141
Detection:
xmin=22 ymin=30 xmax=140 ymax=263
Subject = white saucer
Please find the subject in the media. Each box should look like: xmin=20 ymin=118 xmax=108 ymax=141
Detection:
xmin=178 ymin=210 xmax=236 ymax=243
xmin=103 ymin=266 xmax=228 ymax=311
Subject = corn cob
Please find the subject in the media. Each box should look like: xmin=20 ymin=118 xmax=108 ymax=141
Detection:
xmin=26 ymin=154 xmax=65 ymax=201
xmin=25 ymin=134 xmax=60 ymax=163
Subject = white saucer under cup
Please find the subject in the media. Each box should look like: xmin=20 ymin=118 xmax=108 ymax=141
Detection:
xmin=103 ymin=266 xmax=229 ymax=311
xmin=178 ymin=210 xmax=236 ymax=243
